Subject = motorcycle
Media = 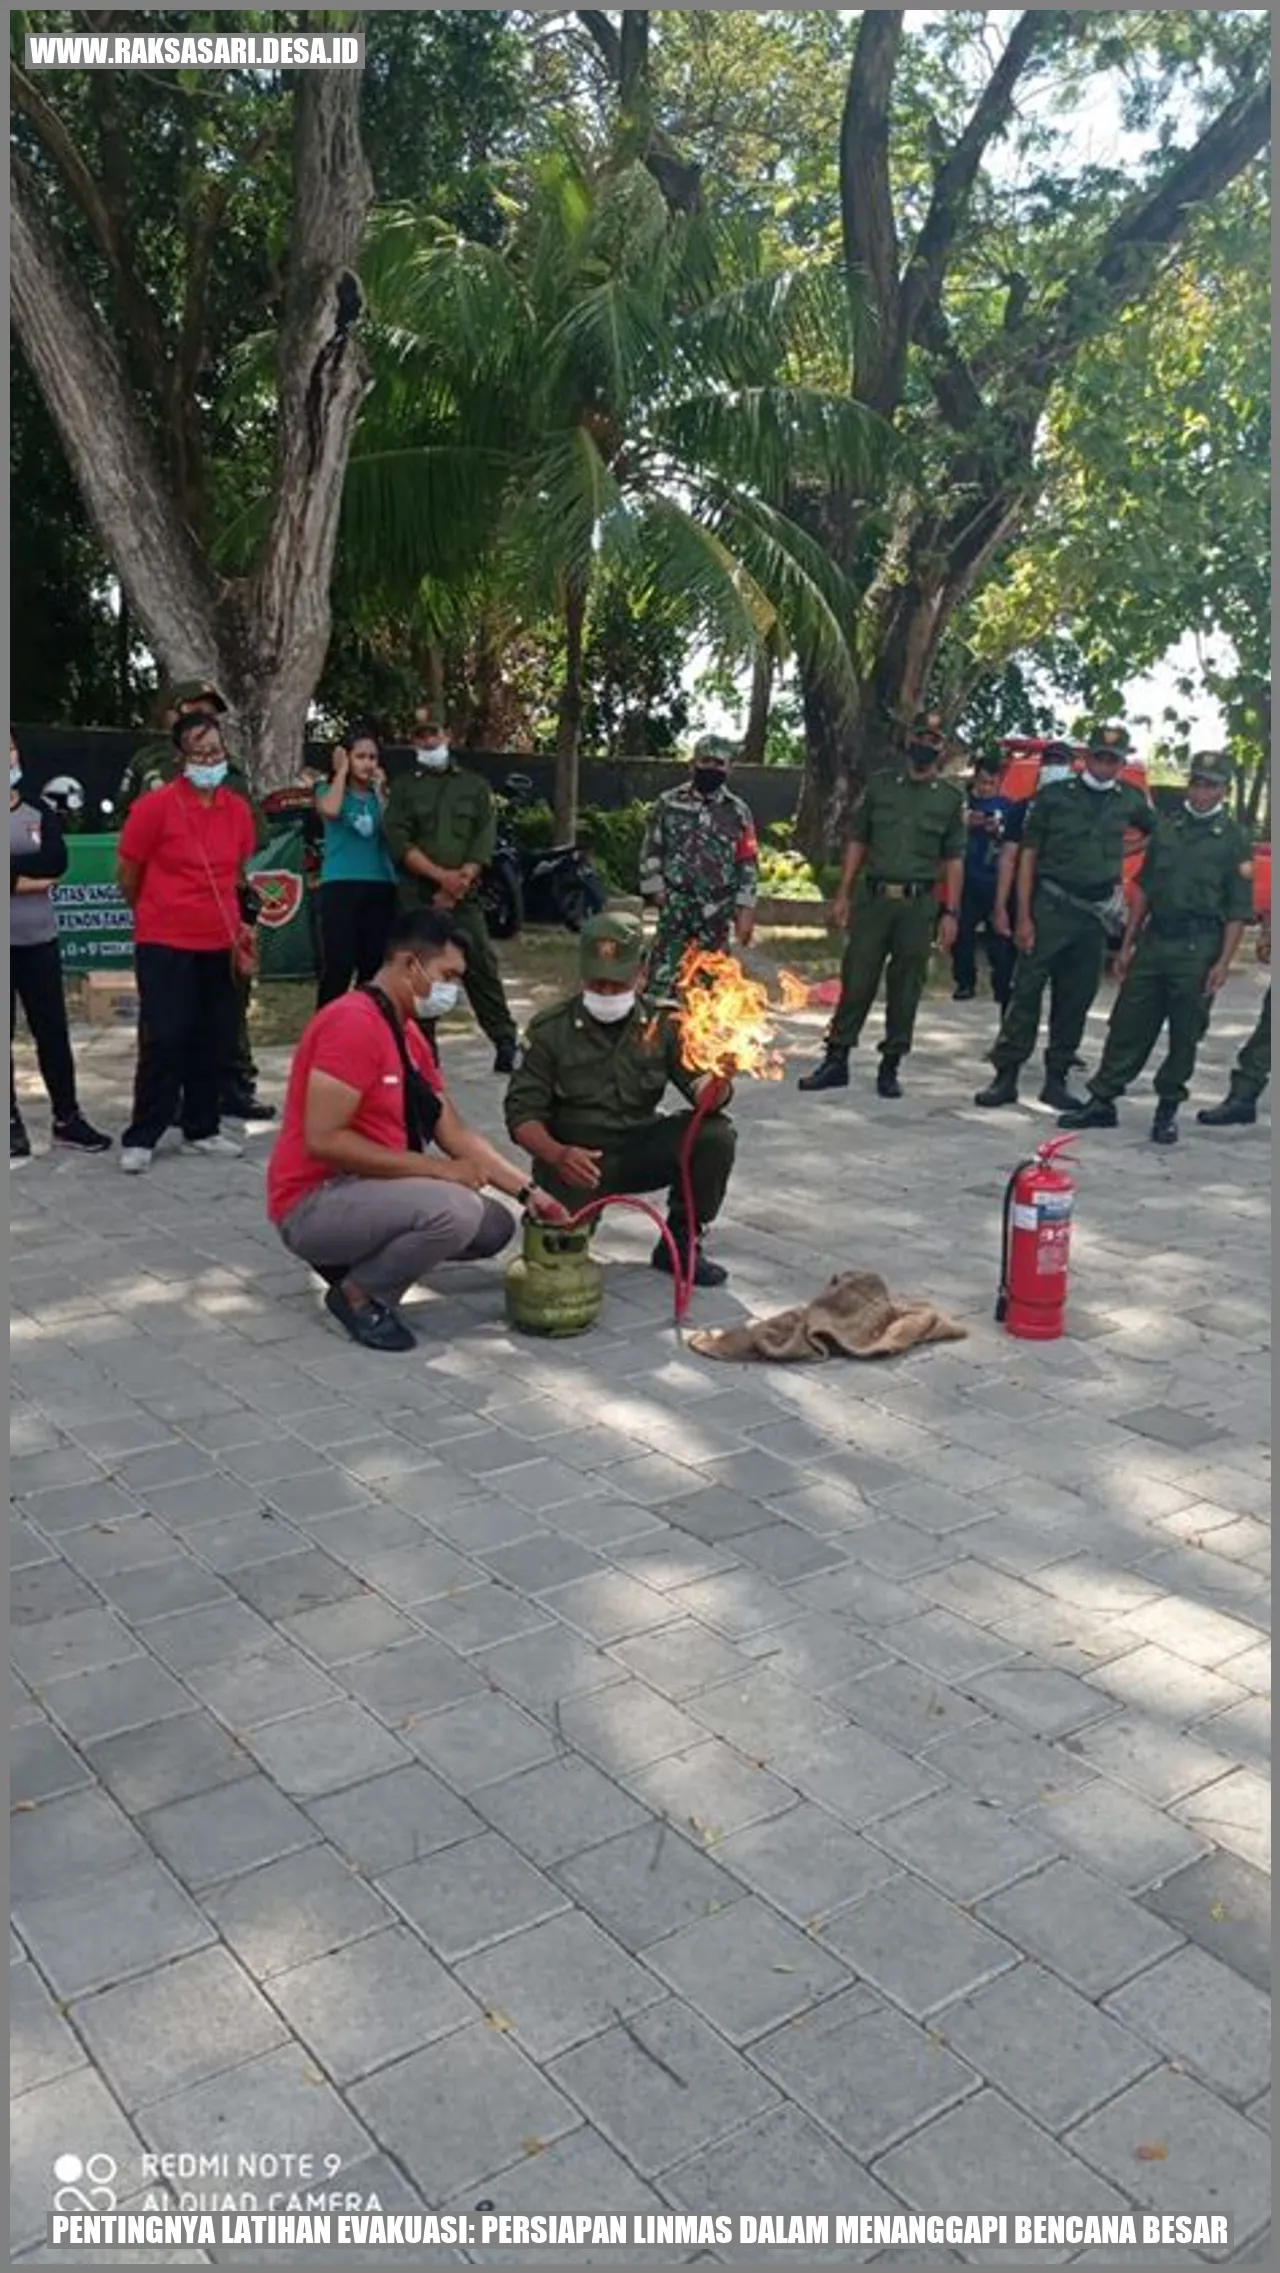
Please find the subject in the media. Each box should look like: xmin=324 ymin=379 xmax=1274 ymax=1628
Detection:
xmin=478 ymin=773 xmax=605 ymax=940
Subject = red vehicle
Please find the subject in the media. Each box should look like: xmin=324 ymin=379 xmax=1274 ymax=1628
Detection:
xmin=991 ymin=736 xmax=1271 ymax=926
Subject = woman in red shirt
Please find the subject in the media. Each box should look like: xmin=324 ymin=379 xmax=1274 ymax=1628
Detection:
xmin=116 ymin=711 xmax=257 ymax=1173
xmin=267 ymin=906 xmax=566 ymax=1351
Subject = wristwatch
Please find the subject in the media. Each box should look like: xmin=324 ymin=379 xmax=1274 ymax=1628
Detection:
xmin=516 ymin=1184 xmax=534 ymax=1207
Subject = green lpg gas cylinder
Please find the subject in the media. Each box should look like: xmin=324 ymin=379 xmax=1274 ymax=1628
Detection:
xmin=504 ymin=1218 xmax=604 ymax=1337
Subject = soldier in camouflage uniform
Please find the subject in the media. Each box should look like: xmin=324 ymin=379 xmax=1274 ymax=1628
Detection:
xmin=639 ymin=735 xmax=759 ymax=997
xmin=116 ymin=680 xmax=271 ymax=1119
xmin=505 ymin=913 xmax=736 ymax=1289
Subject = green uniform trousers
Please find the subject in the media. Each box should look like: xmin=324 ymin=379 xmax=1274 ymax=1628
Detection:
xmin=989 ymin=889 xmax=1104 ymax=1079
xmin=226 ymin=975 xmax=257 ymax=1094
xmin=533 ymin=1109 xmax=736 ymax=1232
xmin=436 ymin=897 xmax=517 ymax=1049
xmin=828 ymin=895 xmax=937 ymax=1057
xmin=1087 ymin=934 xmax=1219 ymax=1105
xmin=1230 ymin=986 xmax=1271 ymax=1101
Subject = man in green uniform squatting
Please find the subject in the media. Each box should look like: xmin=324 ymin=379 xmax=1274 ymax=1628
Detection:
xmin=1058 ymin=753 xmax=1253 ymax=1145
xmin=382 ymin=715 xmax=520 ymax=1074
xmin=505 ymin=914 xmax=735 ymax=1289
xmin=639 ymin=734 xmax=759 ymax=997
xmin=974 ymin=724 xmax=1153 ymax=1113
xmin=1198 ymin=914 xmax=1270 ymax=1127
xmin=798 ymin=719 xmax=964 ymax=1098
xmin=117 ymin=678 xmax=272 ymax=1122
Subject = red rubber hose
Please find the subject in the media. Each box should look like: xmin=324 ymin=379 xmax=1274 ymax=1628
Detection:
xmin=553 ymin=1090 xmax=715 ymax=1327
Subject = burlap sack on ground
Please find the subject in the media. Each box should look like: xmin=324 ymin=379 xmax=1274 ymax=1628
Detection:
xmin=689 ymin=1269 xmax=966 ymax=1362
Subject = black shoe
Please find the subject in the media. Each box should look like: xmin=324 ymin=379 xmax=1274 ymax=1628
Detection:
xmin=1039 ymin=1075 xmax=1087 ymax=1112
xmin=1197 ymin=1096 xmax=1258 ymax=1127
xmin=11 ymin=1114 xmax=31 ymax=1160
xmin=493 ymin=1038 xmax=521 ymax=1075
xmin=974 ymin=1070 xmax=1019 ymax=1108
xmin=1057 ymin=1097 xmax=1118 ymax=1130
xmin=1151 ymin=1102 xmax=1179 ymax=1147
xmin=952 ymin=986 xmax=976 ymax=1002
xmin=798 ymin=1049 xmax=849 ymax=1092
xmin=323 ymin=1283 xmax=416 ymax=1352
xmin=651 ymin=1233 xmax=728 ymax=1289
xmin=52 ymin=1111 xmax=113 ymax=1153
xmin=221 ymin=1090 xmax=276 ymax=1122
xmin=876 ymin=1056 xmax=903 ymax=1098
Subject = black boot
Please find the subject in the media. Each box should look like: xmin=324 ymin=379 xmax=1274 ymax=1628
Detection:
xmin=973 ymin=1069 xmax=1019 ymax=1108
xmin=798 ymin=1047 xmax=849 ymax=1093
xmin=876 ymin=1056 xmax=903 ymax=1099
xmin=1039 ymin=1072 xmax=1087 ymax=1112
xmin=11 ymin=1112 xmax=31 ymax=1160
xmin=651 ymin=1228 xmax=728 ymax=1289
xmin=1151 ymin=1100 xmax=1179 ymax=1146
xmin=952 ymin=986 xmax=976 ymax=1002
xmin=1057 ymin=1096 xmax=1118 ymax=1130
xmin=493 ymin=1037 xmax=521 ymax=1075
xmin=1197 ymin=1094 xmax=1258 ymax=1127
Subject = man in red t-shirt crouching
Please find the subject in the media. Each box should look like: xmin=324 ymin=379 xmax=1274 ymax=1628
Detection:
xmin=266 ymin=907 xmax=566 ymax=1351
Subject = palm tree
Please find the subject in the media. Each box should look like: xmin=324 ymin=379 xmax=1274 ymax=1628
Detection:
xmin=345 ymin=148 xmax=887 ymax=835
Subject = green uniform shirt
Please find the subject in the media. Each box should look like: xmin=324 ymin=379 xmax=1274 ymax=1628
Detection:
xmin=382 ymin=764 xmax=497 ymax=904
xmin=1137 ymin=807 xmax=1254 ymax=925
xmin=505 ymin=994 xmax=700 ymax=1145
xmin=851 ymin=771 xmax=966 ymax=883
xmin=1023 ymin=776 xmax=1153 ymax=895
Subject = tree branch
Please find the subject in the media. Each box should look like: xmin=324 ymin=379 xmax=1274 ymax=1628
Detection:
xmin=899 ymin=11 xmax=1059 ymax=344
xmin=841 ymin=11 xmax=905 ymax=416
xmin=576 ymin=9 xmax=621 ymax=79
xmin=1032 ymin=77 xmax=1271 ymax=378
xmin=9 ymin=148 xmax=219 ymax=674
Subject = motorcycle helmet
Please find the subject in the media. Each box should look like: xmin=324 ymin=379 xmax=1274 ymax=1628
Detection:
xmin=41 ymin=775 xmax=86 ymax=818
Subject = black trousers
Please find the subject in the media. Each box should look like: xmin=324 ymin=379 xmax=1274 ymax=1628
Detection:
xmin=316 ymin=882 xmax=397 ymax=1008
xmin=953 ymin=878 xmax=1016 ymax=1005
xmin=11 ymin=939 xmax=78 ymax=1123
xmin=125 ymin=944 xmax=240 ymax=1148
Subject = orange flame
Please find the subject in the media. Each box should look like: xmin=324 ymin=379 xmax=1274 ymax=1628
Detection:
xmin=671 ymin=947 xmax=811 ymax=1081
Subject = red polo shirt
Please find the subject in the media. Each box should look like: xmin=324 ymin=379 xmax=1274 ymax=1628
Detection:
xmin=266 ymin=992 xmax=444 ymax=1224
xmin=118 ymin=777 xmax=255 ymax=951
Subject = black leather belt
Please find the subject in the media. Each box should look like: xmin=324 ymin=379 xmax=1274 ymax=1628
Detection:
xmin=867 ymin=879 xmax=934 ymax=900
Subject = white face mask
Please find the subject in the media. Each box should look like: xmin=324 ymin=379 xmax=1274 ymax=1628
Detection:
xmin=582 ymin=988 xmax=636 ymax=1024
xmin=1080 ymin=768 xmax=1117 ymax=792
xmin=1184 ymin=797 xmax=1223 ymax=820
xmin=415 ymin=979 xmax=460 ymax=1019
xmin=10 ymin=762 xmax=21 ymax=789
xmin=415 ymin=744 xmax=449 ymax=772
xmin=1038 ymin=764 xmax=1073 ymax=787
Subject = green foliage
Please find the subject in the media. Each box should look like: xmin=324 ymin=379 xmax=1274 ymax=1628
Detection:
xmin=576 ymin=801 xmax=649 ymax=894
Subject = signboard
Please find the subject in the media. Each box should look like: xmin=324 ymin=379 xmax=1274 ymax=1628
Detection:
xmin=51 ymin=828 xmax=319 ymax=980
xmin=51 ymin=836 xmax=133 ymax=969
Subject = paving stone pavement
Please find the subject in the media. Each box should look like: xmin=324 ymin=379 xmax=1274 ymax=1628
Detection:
xmin=9 ymin=978 xmax=1271 ymax=2264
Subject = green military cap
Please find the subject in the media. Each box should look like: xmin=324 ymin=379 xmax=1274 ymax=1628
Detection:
xmin=1188 ymin=749 xmax=1233 ymax=786
xmin=579 ymin=912 xmax=645 ymax=983
xmin=1087 ymin=721 xmax=1129 ymax=756
xmin=170 ymin=677 xmax=227 ymax=712
xmin=692 ymin=733 xmax=735 ymax=765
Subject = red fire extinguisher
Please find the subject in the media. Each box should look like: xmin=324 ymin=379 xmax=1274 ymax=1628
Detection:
xmin=996 ymin=1136 xmax=1077 ymax=1341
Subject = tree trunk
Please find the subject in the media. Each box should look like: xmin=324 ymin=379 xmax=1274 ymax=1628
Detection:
xmin=554 ymin=581 xmax=588 ymax=841
xmin=741 ymin=646 xmax=774 ymax=768
xmin=9 ymin=70 xmax=372 ymax=793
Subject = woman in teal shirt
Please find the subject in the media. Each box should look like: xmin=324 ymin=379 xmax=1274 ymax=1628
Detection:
xmin=314 ymin=723 xmax=398 ymax=1005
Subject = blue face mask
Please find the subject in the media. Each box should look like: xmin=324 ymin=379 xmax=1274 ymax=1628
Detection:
xmin=414 ymin=980 xmax=460 ymax=1019
xmin=187 ymin=760 xmax=228 ymax=791
xmin=10 ymin=763 xmax=21 ymax=790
